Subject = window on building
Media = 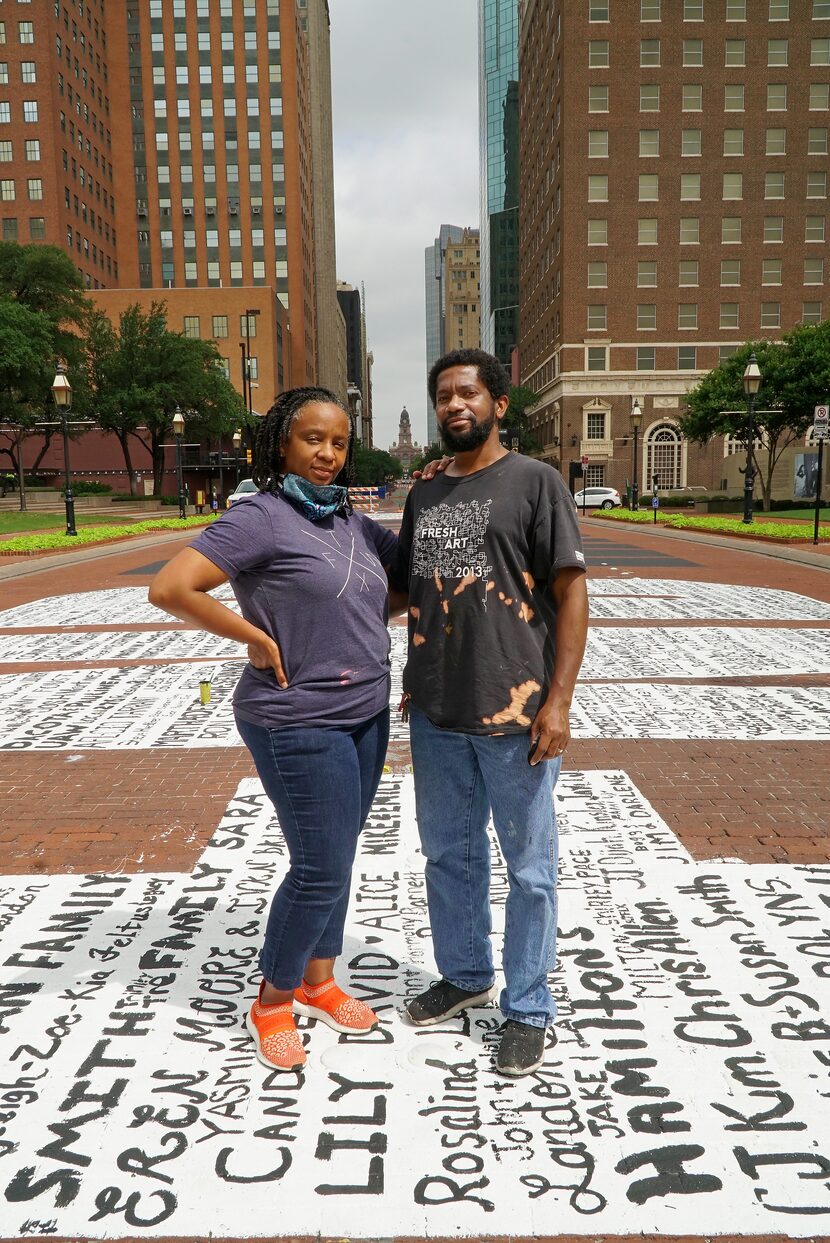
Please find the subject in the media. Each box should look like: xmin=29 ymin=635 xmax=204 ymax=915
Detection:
xmin=725 ymin=38 xmax=746 ymax=65
xmin=724 ymin=172 xmax=744 ymax=199
xmin=20 ymin=61 xmax=36 ymax=83
xmin=18 ymin=22 xmax=34 ymax=43
xmin=808 ymin=170 xmax=828 ymax=197
xmin=641 ymin=0 xmax=661 ymax=16
xmin=588 ymin=174 xmax=609 ymax=201
xmin=586 ymin=347 xmax=608 ymax=372
xmin=589 ymin=40 xmax=610 ymax=66
xmin=681 ymin=128 xmax=702 ymax=155
xmin=28 ymin=216 xmax=44 ymax=239
xmin=678 ymin=303 xmax=698 ymax=329
xmin=640 ymin=39 xmax=661 ymax=65
xmin=589 ymin=1 xmax=610 ymax=19
xmin=767 ymin=83 xmax=787 ymax=111
xmin=0 ymin=178 xmax=14 ymax=200
xmin=639 ymin=173 xmax=659 ymax=200
xmin=24 ymin=138 xmax=39 ymax=160
xmin=726 ymin=0 xmax=746 ymax=16
xmin=639 ymin=129 xmax=660 ymax=156
xmin=640 ymin=84 xmax=660 ymax=110
xmin=768 ymin=38 xmax=788 ymax=65
xmin=814 ymin=0 xmax=830 ymax=17
xmin=587 ymin=261 xmax=608 ymax=286
xmin=648 ymin=424 xmax=683 ymax=489
xmin=806 ymin=214 xmax=826 ymax=241
xmin=679 ymin=259 xmax=699 ymax=285
xmin=586 ymin=412 xmax=607 ymax=440
xmin=809 ymin=83 xmax=829 ymax=109
xmin=766 ymin=127 xmax=786 ymax=155
xmin=724 ymin=84 xmax=745 ymax=110
xmin=637 ymin=303 xmax=657 ymax=329
xmin=683 ymin=39 xmax=703 ymax=65
xmin=680 ymin=216 xmax=700 ymax=243
xmin=0 ymin=140 xmax=10 ymax=161
xmin=682 ymin=84 xmax=702 ymax=111
xmin=589 ymin=85 xmax=608 ymax=112
xmin=637 ymin=346 xmax=656 ymax=369
xmin=720 ymin=345 xmax=740 ymax=362
xmin=638 ymin=260 xmax=658 ymax=286
xmin=0 ymin=103 xmax=10 ymax=124
xmin=22 ymin=100 xmax=38 ymax=122
xmin=720 ymin=302 xmax=740 ymax=328
xmin=587 ymin=304 xmax=607 ymax=330
xmin=764 ymin=216 xmax=784 ymax=241
xmin=762 ymin=258 xmax=783 ymax=284
xmin=183 ymin=316 xmax=200 ymax=339
xmin=638 ymin=217 xmax=658 ymax=244
xmin=240 ymin=313 xmax=257 ymax=338
xmin=721 ymin=259 xmax=742 ymax=284
xmin=803 ymin=301 xmax=823 ymax=323
xmin=812 ymin=38 xmax=830 ymax=63
xmin=588 ymin=218 xmax=608 ymax=244
xmin=589 ymin=130 xmax=609 ymax=157
xmin=681 ymin=173 xmax=701 ymax=199
xmin=678 ymin=345 xmax=697 ymax=369
xmin=808 ymin=126 xmax=828 ymax=154
xmin=26 ymin=177 xmax=41 ymax=200
xmin=212 ymin=315 xmax=228 ymax=338
xmin=2 ymin=217 xmax=16 ymax=239
xmin=724 ymin=128 xmax=744 ymax=155
xmin=684 ymin=0 xmax=703 ymax=17
xmin=761 ymin=302 xmax=781 ymax=327
xmin=805 ymin=256 xmax=825 ymax=284
xmin=770 ymin=0 xmax=789 ymax=16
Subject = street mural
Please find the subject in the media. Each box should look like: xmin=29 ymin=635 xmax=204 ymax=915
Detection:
xmin=0 ymin=771 xmax=828 ymax=1237
xmin=2 ymin=629 xmax=830 ymax=747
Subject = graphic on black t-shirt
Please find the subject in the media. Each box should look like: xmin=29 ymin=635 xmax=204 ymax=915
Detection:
xmin=411 ymin=499 xmax=493 ymax=581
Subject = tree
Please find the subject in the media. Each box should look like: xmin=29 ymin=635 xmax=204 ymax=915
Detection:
xmin=502 ymin=384 xmax=539 ymax=453
xmin=409 ymin=443 xmax=444 ymax=475
xmin=0 ymin=244 xmax=86 ymax=503
xmin=352 ymin=443 xmax=403 ymax=486
xmin=679 ymin=326 xmax=830 ymax=511
xmin=81 ymin=302 xmax=248 ymax=493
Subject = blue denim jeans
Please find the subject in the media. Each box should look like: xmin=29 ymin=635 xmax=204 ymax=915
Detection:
xmin=235 ymin=708 xmax=389 ymax=989
xmin=409 ymin=704 xmax=560 ymax=1028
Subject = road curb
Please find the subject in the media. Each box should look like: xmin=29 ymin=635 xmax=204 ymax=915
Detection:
xmin=0 ymin=528 xmax=192 ymax=581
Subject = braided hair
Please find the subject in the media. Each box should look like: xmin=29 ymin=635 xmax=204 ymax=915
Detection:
xmin=251 ymin=386 xmax=356 ymax=495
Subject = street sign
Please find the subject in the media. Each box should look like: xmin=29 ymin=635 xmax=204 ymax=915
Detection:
xmin=814 ymin=404 xmax=829 ymax=440
xmin=581 ymin=455 xmax=589 ymax=465
xmin=651 ymin=496 xmax=659 ymax=509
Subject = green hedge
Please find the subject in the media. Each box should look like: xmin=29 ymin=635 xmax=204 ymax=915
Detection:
xmin=0 ymin=514 xmax=216 ymax=553
xmin=62 ymin=480 xmax=113 ymax=496
xmin=594 ymin=509 xmax=830 ymax=541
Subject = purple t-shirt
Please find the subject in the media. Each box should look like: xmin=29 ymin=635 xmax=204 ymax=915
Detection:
xmin=190 ymin=491 xmax=398 ymax=729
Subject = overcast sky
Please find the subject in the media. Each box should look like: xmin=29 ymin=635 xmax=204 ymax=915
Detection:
xmin=329 ymin=0 xmax=479 ymax=450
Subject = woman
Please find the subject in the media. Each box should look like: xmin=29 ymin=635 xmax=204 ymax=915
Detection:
xmin=149 ymin=387 xmax=400 ymax=1072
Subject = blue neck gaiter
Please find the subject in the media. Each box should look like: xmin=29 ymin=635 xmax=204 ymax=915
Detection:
xmin=281 ymin=472 xmax=348 ymax=521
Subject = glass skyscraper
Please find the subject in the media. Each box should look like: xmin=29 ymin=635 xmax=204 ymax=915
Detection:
xmin=479 ymin=0 xmax=519 ymax=366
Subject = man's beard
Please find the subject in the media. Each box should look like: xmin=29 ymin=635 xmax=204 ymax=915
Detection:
xmin=440 ymin=409 xmax=496 ymax=453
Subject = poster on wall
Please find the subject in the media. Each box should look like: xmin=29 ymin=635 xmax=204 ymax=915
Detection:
xmin=794 ymin=453 xmax=819 ymax=499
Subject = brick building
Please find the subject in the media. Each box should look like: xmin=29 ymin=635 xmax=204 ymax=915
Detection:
xmin=518 ymin=0 xmax=830 ymax=500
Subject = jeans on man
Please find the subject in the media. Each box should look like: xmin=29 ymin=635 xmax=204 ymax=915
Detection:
xmin=236 ymin=708 xmax=389 ymax=989
xmin=409 ymin=704 xmax=560 ymax=1028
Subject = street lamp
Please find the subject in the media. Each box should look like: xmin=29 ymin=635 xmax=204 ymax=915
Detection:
xmin=630 ymin=398 xmax=643 ymax=511
xmin=741 ymin=352 xmax=761 ymax=525
xmin=51 ymin=363 xmax=76 ymax=536
xmin=172 ymin=404 xmax=187 ymax=520
xmin=232 ymin=427 xmax=242 ymax=485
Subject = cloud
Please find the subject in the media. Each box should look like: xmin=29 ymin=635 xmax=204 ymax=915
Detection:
xmin=330 ymin=0 xmax=479 ymax=448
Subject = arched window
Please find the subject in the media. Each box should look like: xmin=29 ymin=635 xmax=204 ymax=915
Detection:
xmin=646 ymin=422 xmax=683 ymax=489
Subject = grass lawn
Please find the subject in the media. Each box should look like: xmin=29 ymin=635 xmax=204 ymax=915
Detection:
xmin=0 ymin=512 xmax=146 ymax=537
xmin=593 ymin=509 xmax=830 ymax=541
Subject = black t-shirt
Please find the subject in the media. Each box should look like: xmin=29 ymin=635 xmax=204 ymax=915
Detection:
xmin=390 ymin=452 xmax=586 ymax=734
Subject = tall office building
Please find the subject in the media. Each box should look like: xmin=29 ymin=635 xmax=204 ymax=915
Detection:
xmin=424 ymin=223 xmax=464 ymax=445
xmin=445 ymin=227 xmax=482 ymax=355
xmin=301 ymin=0 xmax=347 ymax=400
xmin=337 ymin=280 xmax=372 ymax=444
xmin=479 ymin=0 xmax=520 ymax=366
xmin=518 ymin=0 xmax=830 ymax=497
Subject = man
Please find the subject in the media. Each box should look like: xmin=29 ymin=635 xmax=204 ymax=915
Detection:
xmin=391 ymin=348 xmax=588 ymax=1077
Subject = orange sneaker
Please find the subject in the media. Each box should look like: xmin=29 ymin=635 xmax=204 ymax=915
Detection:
xmin=294 ymin=976 xmax=378 ymax=1034
xmin=246 ymin=981 xmax=306 ymax=1070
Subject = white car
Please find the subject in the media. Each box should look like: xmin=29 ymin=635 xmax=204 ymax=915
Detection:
xmin=226 ymin=478 xmax=258 ymax=506
xmin=573 ymin=486 xmax=622 ymax=510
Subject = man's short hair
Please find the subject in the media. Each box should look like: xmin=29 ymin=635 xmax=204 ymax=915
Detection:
xmin=428 ymin=348 xmax=511 ymax=407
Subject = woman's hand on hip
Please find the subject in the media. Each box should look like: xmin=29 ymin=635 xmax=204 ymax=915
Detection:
xmin=247 ymin=632 xmax=288 ymax=688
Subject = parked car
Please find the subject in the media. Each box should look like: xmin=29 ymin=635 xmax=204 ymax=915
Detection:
xmin=226 ymin=478 xmax=258 ymax=506
xmin=573 ymin=486 xmax=622 ymax=510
